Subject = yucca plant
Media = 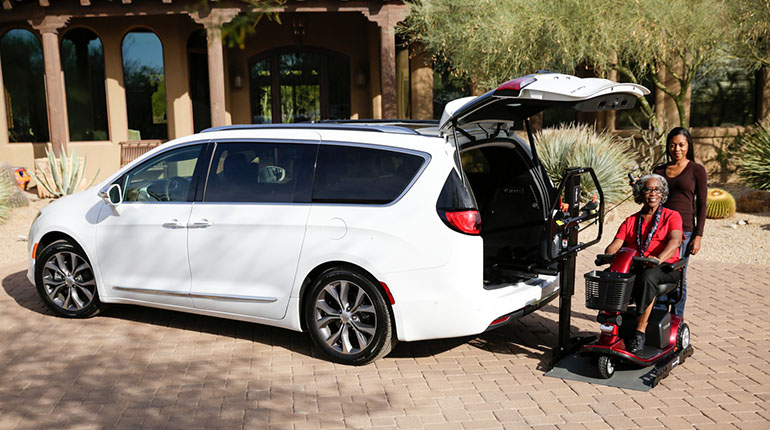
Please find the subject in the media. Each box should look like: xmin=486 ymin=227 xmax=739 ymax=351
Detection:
xmin=536 ymin=123 xmax=634 ymax=203
xmin=30 ymin=144 xmax=99 ymax=198
xmin=737 ymin=120 xmax=770 ymax=191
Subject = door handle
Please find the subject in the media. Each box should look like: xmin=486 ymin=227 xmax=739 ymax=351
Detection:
xmin=162 ymin=219 xmax=186 ymax=229
xmin=188 ymin=219 xmax=213 ymax=229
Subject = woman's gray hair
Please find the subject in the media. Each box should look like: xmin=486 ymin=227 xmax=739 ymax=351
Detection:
xmin=633 ymin=174 xmax=669 ymax=204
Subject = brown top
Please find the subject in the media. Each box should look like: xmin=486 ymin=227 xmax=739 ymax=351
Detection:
xmin=654 ymin=161 xmax=708 ymax=236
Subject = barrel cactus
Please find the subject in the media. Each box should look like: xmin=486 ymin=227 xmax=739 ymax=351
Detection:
xmin=706 ymin=188 xmax=736 ymax=219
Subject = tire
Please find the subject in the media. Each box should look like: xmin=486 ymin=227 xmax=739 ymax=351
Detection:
xmin=304 ymin=268 xmax=396 ymax=365
xmin=597 ymin=355 xmax=616 ymax=379
xmin=35 ymin=239 xmax=103 ymax=318
xmin=676 ymin=323 xmax=690 ymax=351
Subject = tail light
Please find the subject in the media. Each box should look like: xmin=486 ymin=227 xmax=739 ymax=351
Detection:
xmin=440 ymin=210 xmax=481 ymax=235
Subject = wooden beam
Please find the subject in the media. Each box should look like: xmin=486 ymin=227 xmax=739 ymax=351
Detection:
xmin=2 ymin=0 xmax=12 ymax=10
xmin=80 ymin=0 xmax=91 ymax=5
xmin=122 ymin=0 xmax=132 ymax=4
xmin=162 ymin=0 xmax=172 ymax=4
xmin=39 ymin=0 xmax=50 ymax=7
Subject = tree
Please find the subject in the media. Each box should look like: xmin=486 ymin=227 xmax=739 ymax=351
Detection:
xmin=402 ymin=0 xmax=732 ymax=129
xmin=728 ymin=0 xmax=770 ymax=69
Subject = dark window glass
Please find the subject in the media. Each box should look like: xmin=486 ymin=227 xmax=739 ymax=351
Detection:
xmin=204 ymin=142 xmax=317 ymax=203
xmin=62 ymin=28 xmax=108 ymax=141
xmin=0 ymin=29 xmax=49 ymax=142
xmin=122 ymin=30 xmax=167 ymax=140
xmin=248 ymin=49 xmax=350 ymax=123
xmin=280 ymin=52 xmax=321 ymax=123
xmin=187 ymin=30 xmax=210 ymax=133
xmin=122 ymin=145 xmax=203 ymax=202
xmin=313 ymin=145 xmax=424 ymax=204
xmin=690 ymin=59 xmax=756 ymax=127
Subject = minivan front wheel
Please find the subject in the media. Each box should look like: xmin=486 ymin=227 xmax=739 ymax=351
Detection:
xmin=35 ymin=239 xmax=103 ymax=318
xmin=305 ymin=269 xmax=396 ymax=365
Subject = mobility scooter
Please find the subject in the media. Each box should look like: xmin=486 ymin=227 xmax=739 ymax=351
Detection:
xmin=580 ymin=247 xmax=694 ymax=380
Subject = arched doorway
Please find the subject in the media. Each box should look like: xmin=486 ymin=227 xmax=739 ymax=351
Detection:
xmin=248 ymin=48 xmax=350 ymax=124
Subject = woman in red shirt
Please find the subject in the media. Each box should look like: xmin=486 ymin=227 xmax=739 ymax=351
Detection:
xmin=653 ymin=127 xmax=707 ymax=316
xmin=604 ymin=174 xmax=683 ymax=353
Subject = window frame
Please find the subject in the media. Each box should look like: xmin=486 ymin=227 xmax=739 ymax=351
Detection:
xmin=198 ymin=139 xmax=321 ymax=205
xmin=310 ymin=142 xmax=431 ymax=206
xmin=247 ymin=47 xmax=351 ymax=124
xmin=114 ymin=141 xmax=211 ymax=204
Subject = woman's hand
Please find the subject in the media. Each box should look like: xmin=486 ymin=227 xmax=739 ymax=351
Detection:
xmin=690 ymin=236 xmax=702 ymax=255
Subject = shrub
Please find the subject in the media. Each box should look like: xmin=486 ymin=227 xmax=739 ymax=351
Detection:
xmin=737 ymin=120 xmax=770 ymax=191
xmin=536 ymin=123 xmax=634 ymax=203
xmin=30 ymin=144 xmax=99 ymax=198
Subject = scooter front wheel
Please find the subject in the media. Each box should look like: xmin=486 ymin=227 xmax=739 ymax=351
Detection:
xmin=598 ymin=355 xmax=616 ymax=379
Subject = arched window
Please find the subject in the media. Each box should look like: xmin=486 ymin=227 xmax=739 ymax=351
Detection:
xmin=249 ymin=48 xmax=350 ymax=124
xmin=62 ymin=28 xmax=108 ymax=141
xmin=122 ymin=29 xmax=167 ymax=140
xmin=0 ymin=29 xmax=49 ymax=142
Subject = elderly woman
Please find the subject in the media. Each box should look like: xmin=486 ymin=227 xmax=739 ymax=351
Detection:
xmin=604 ymin=174 xmax=683 ymax=353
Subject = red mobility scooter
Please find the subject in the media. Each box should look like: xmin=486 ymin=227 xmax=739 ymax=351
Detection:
xmin=580 ymin=247 xmax=693 ymax=381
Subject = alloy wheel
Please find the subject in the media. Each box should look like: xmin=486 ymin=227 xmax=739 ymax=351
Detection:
xmin=42 ymin=251 xmax=97 ymax=312
xmin=313 ymin=279 xmax=377 ymax=355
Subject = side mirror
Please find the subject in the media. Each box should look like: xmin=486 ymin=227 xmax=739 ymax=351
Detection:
xmin=100 ymin=183 xmax=123 ymax=206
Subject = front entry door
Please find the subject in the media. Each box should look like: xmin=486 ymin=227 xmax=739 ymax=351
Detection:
xmin=95 ymin=144 xmax=206 ymax=307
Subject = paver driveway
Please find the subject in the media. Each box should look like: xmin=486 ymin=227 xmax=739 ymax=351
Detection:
xmin=1 ymin=253 xmax=769 ymax=430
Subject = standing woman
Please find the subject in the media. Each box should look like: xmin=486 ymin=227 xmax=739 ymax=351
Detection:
xmin=653 ymin=127 xmax=708 ymax=316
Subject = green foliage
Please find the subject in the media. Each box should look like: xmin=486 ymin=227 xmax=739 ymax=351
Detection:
xmin=30 ymin=144 xmax=100 ymax=198
xmin=403 ymin=0 xmax=731 ymax=129
xmin=737 ymin=121 xmax=770 ymax=191
xmin=728 ymin=0 xmax=770 ymax=69
xmin=706 ymin=188 xmax=736 ymax=219
xmin=536 ymin=124 xmax=634 ymax=203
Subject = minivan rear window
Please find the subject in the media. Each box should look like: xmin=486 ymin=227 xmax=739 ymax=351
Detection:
xmin=312 ymin=145 xmax=424 ymax=204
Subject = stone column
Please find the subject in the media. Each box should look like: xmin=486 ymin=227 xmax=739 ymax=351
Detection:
xmin=190 ymin=8 xmax=240 ymax=128
xmin=363 ymin=5 xmax=410 ymax=120
xmin=410 ymin=44 xmax=434 ymax=120
xmin=30 ymin=16 xmax=70 ymax=155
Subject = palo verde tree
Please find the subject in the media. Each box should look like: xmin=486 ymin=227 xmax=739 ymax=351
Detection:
xmin=403 ymin=0 xmax=732 ymax=129
xmin=728 ymin=0 xmax=770 ymax=69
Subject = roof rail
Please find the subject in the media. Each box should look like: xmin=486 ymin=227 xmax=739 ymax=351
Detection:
xmin=200 ymin=123 xmax=423 ymax=135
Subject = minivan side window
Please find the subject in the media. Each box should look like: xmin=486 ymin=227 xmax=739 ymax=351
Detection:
xmin=203 ymin=141 xmax=316 ymax=203
xmin=312 ymin=145 xmax=424 ymax=204
xmin=122 ymin=144 xmax=204 ymax=202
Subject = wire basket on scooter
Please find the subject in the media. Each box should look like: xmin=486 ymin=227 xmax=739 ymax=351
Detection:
xmin=584 ymin=270 xmax=635 ymax=312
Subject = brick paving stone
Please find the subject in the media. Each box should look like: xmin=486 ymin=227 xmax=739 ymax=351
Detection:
xmin=2 ymin=257 xmax=770 ymax=429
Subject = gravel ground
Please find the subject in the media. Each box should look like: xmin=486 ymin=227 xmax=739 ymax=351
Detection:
xmin=1 ymin=188 xmax=768 ymax=269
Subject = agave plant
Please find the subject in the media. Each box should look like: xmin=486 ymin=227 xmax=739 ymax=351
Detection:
xmin=0 ymin=173 xmax=10 ymax=224
xmin=536 ymin=123 xmax=635 ymax=203
xmin=30 ymin=144 xmax=99 ymax=198
xmin=737 ymin=120 xmax=770 ymax=191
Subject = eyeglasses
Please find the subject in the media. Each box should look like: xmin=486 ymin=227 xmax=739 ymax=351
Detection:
xmin=642 ymin=187 xmax=663 ymax=195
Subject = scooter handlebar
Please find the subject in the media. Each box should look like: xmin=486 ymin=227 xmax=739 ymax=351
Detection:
xmin=632 ymin=256 xmax=660 ymax=266
xmin=595 ymin=254 xmax=614 ymax=266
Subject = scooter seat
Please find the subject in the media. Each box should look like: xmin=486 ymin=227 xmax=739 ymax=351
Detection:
xmin=655 ymin=282 xmax=678 ymax=297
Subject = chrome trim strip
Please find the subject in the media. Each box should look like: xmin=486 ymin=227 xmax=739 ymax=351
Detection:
xmin=113 ymin=286 xmax=278 ymax=303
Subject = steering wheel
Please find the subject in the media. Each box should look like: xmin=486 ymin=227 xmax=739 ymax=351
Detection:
xmin=164 ymin=177 xmax=189 ymax=201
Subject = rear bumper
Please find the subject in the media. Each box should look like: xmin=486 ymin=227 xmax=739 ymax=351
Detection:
xmin=383 ymin=264 xmax=560 ymax=342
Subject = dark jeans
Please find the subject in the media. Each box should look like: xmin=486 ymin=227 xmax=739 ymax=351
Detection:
xmin=633 ymin=265 xmax=682 ymax=315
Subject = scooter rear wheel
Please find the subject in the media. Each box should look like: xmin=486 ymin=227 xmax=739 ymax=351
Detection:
xmin=677 ymin=323 xmax=690 ymax=350
xmin=598 ymin=355 xmax=616 ymax=379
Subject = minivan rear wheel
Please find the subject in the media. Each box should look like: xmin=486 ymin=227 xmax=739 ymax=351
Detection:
xmin=305 ymin=269 xmax=396 ymax=365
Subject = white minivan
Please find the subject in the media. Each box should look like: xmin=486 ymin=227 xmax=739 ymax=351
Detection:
xmin=28 ymin=73 xmax=647 ymax=364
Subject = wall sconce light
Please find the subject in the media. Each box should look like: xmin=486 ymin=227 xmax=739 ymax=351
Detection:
xmin=232 ymin=74 xmax=243 ymax=89
xmin=355 ymin=71 xmax=367 ymax=87
xmin=292 ymin=15 xmax=306 ymax=46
